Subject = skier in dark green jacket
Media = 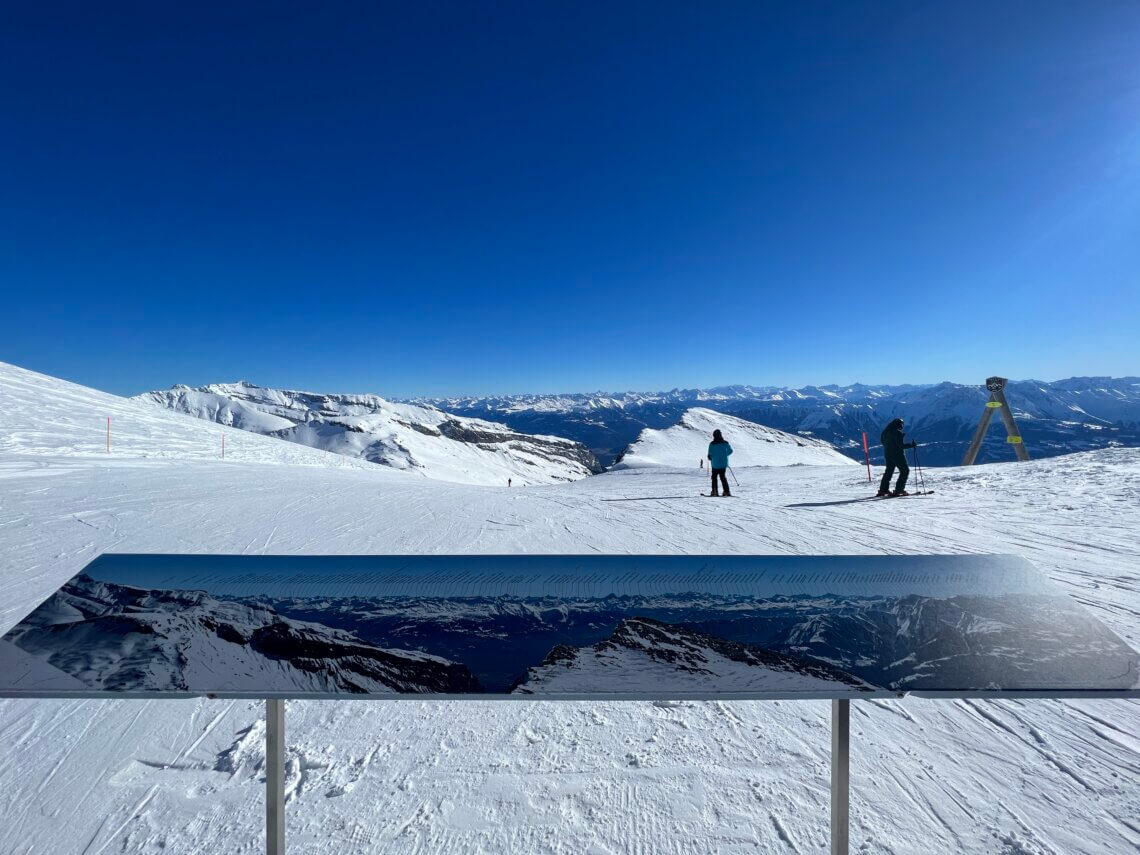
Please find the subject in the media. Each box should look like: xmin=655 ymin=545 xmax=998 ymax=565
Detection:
xmin=878 ymin=418 xmax=916 ymax=497
xmin=707 ymin=429 xmax=733 ymax=496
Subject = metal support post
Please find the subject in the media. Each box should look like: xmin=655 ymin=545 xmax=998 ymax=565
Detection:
xmin=266 ymin=699 xmax=285 ymax=855
xmin=961 ymin=405 xmax=996 ymax=466
xmin=831 ymin=699 xmax=849 ymax=855
xmin=963 ymin=376 xmax=1030 ymax=465
xmin=993 ymin=387 xmax=1030 ymax=461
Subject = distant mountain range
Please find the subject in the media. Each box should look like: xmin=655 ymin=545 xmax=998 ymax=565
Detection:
xmin=421 ymin=377 xmax=1140 ymax=466
xmin=137 ymin=376 xmax=1140 ymax=472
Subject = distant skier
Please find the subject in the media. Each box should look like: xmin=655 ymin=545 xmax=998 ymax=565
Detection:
xmin=707 ymin=429 xmax=733 ymax=497
xmin=878 ymin=418 xmax=916 ymax=497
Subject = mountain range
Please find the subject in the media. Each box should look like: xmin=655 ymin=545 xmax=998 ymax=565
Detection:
xmin=136 ymin=382 xmax=854 ymax=481
xmin=135 ymin=375 xmax=1140 ymax=472
xmin=421 ymin=377 xmax=1140 ymax=466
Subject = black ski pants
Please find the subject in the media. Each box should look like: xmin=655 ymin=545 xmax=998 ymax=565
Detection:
xmin=711 ymin=468 xmax=730 ymax=496
xmin=879 ymin=457 xmax=909 ymax=494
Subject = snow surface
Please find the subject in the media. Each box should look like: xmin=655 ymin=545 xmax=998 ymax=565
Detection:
xmin=616 ymin=407 xmax=856 ymax=469
xmin=1 ymin=361 xmax=1139 ymax=853
xmin=0 ymin=363 xmax=394 ymax=472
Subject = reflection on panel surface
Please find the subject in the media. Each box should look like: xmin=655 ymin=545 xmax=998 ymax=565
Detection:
xmin=2 ymin=554 xmax=1137 ymax=699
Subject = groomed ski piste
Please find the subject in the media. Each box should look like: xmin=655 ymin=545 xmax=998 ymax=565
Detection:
xmin=1 ymin=361 xmax=1138 ymax=854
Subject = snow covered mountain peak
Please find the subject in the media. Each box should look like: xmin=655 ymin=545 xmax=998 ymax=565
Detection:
xmin=614 ymin=408 xmax=855 ymax=469
xmin=136 ymin=381 xmax=601 ymax=486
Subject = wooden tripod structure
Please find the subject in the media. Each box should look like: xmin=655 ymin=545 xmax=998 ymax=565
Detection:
xmin=962 ymin=376 xmax=1030 ymax=465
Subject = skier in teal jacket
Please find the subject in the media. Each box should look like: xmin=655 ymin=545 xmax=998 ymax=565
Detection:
xmin=707 ymin=429 xmax=733 ymax=496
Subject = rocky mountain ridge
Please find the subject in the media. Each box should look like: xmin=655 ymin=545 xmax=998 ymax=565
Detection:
xmin=136 ymin=381 xmax=600 ymax=485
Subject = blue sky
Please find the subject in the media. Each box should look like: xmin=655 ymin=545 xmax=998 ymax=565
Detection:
xmin=2 ymin=2 xmax=1137 ymax=398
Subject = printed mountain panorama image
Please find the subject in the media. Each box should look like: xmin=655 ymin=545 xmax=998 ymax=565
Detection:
xmin=3 ymin=555 xmax=1137 ymax=699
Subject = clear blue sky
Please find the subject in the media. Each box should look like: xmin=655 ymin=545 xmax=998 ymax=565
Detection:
xmin=2 ymin=2 xmax=1137 ymax=398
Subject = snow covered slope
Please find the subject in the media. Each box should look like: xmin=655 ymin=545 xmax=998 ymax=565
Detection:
xmin=1 ymin=363 xmax=1138 ymax=854
xmin=615 ymin=407 xmax=856 ymax=468
xmin=0 ymin=361 xmax=388 ymax=470
xmin=137 ymin=382 xmax=599 ymax=485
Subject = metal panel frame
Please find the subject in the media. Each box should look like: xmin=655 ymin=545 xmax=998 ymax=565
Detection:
xmin=3 ymin=687 xmax=1137 ymax=700
xmin=266 ymin=699 xmax=285 ymax=855
xmin=831 ymin=699 xmax=849 ymax=855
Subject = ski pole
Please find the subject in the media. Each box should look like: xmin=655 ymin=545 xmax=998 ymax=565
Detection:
xmin=728 ymin=466 xmax=740 ymax=486
xmin=913 ymin=441 xmax=929 ymax=493
xmin=910 ymin=441 xmax=925 ymax=494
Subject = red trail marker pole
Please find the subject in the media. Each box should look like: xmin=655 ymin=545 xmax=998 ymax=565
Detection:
xmin=861 ymin=431 xmax=871 ymax=482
